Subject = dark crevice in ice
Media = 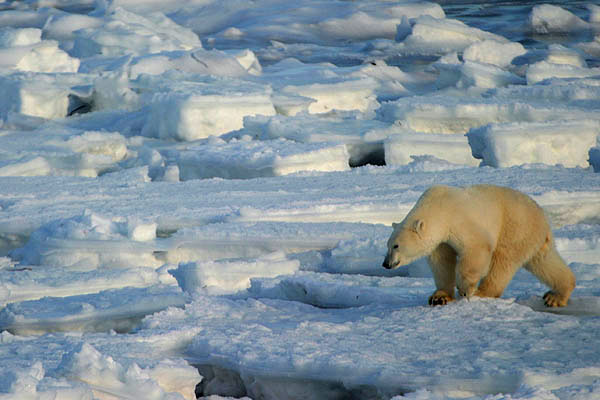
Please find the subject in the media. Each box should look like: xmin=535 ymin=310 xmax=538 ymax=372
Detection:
xmin=191 ymin=362 xmax=524 ymax=400
xmin=348 ymin=143 xmax=386 ymax=168
xmin=67 ymin=94 xmax=93 ymax=117
xmin=193 ymin=364 xmax=395 ymax=400
xmin=0 ymin=232 xmax=30 ymax=258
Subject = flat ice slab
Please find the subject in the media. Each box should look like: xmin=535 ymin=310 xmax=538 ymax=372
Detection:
xmin=281 ymin=78 xmax=378 ymax=114
xmin=243 ymin=114 xmax=396 ymax=166
xmin=0 ymin=129 xmax=128 ymax=178
xmin=146 ymin=292 xmax=600 ymax=399
xmin=171 ymin=252 xmax=300 ymax=295
xmin=400 ymin=15 xmax=508 ymax=55
xmin=70 ymin=7 xmax=201 ymax=58
xmin=175 ymin=138 xmax=350 ymax=180
xmin=0 ymin=0 xmax=600 ymax=398
xmin=11 ymin=211 xmax=163 ymax=270
xmin=0 ymin=74 xmax=71 ymax=120
xmin=385 ymin=132 xmax=478 ymax=166
xmin=467 ymin=120 xmax=600 ymax=168
xmin=0 ymin=285 xmax=185 ymax=335
xmin=529 ymin=4 xmax=589 ymax=34
xmin=378 ymin=96 xmax=595 ymax=135
xmin=141 ymin=80 xmax=276 ymax=140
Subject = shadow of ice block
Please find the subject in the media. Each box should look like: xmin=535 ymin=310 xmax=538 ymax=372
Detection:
xmin=518 ymin=296 xmax=600 ymax=317
xmin=467 ymin=120 xmax=600 ymax=168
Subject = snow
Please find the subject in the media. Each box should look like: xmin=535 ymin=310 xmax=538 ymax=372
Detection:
xmin=54 ymin=342 xmax=200 ymax=400
xmin=462 ymin=40 xmax=526 ymax=69
xmin=70 ymin=7 xmax=201 ymax=58
xmin=0 ymin=0 xmax=599 ymax=399
xmin=400 ymin=15 xmax=508 ymax=56
xmin=529 ymin=4 xmax=589 ymax=34
xmin=0 ymin=27 xmax=80 ymax=73
xmin=527 ymin=61 xmax=600 ymax=85
xmin=0 ymin=27 xmax=41 ymax=47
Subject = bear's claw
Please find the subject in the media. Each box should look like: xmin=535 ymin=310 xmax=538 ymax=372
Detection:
xmin=429 ymin=296 xmax=448 ymax=306
xmin=543 ymin=290 xmax=568 ymax=307
xmin=428 ymin=290 xmax=454 ymax=306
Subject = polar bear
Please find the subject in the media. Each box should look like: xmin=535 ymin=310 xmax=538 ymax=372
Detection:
xmin=382 ymin=184 xmax=575 ymax=307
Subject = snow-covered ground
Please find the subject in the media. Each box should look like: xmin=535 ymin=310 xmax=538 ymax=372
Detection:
xmin=1 ymin=0 xmax=599 ymax=399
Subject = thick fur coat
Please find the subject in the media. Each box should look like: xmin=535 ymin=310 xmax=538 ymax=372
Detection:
xmin=383 ymin=184 xmax=576 ymax=307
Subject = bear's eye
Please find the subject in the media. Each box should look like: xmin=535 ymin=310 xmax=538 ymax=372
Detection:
xmin=393 ymin=245 xmax=399 ymax=249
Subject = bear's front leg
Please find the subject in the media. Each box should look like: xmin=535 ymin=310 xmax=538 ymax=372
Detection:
xmin=429 ymin=290 xmax=454 ymax=306
xmin=456 ymin=280 xmax=477 ymax=298
xmin=427 ymin=244 xmax=457 ymax=306
xmin=456 ymin=245 xmax=492 ymax=299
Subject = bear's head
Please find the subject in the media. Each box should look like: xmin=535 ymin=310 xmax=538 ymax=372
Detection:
xmin=382 ymin=219 xmax=426 ymax=269
xmin=382 ymin=215 xmax=445 ymax=270
xmin=383 ymin=185 xmax=451 ymax=270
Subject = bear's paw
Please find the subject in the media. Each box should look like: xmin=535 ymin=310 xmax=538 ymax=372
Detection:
xmin=428 ymin=290 xmax=454 ymax=306
xmin=543 ymin=291 xmax=569 ymax=307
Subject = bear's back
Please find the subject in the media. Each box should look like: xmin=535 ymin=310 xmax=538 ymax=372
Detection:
xmin=466 ymin=184 xmax=550 ymax=245
xmin=415 ymin=184 xmax=548 ymax=235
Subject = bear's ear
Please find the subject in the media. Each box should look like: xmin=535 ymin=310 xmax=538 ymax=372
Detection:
xmin=412 ymin=219 xmax=424 ymax=236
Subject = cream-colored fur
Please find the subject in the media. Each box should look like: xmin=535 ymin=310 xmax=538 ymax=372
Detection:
xmin=382 ymin=184 xmax=576 ymax=307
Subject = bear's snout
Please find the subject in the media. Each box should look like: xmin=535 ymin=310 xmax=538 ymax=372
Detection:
xmin=382 ymin=254 xmax=396 ymax=269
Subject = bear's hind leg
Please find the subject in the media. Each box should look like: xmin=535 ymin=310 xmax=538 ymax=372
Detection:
xmin=475 ymin=251 xmax=521 ymax=299
xmin=525 ymin=242 xmax=575 ymax=307
xmin=428 ymin=243 xmax=457 ymax=306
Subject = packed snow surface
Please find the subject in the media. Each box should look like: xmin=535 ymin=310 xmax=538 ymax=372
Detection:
xmin=0 ymin=0 xmax=600 ymax=399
